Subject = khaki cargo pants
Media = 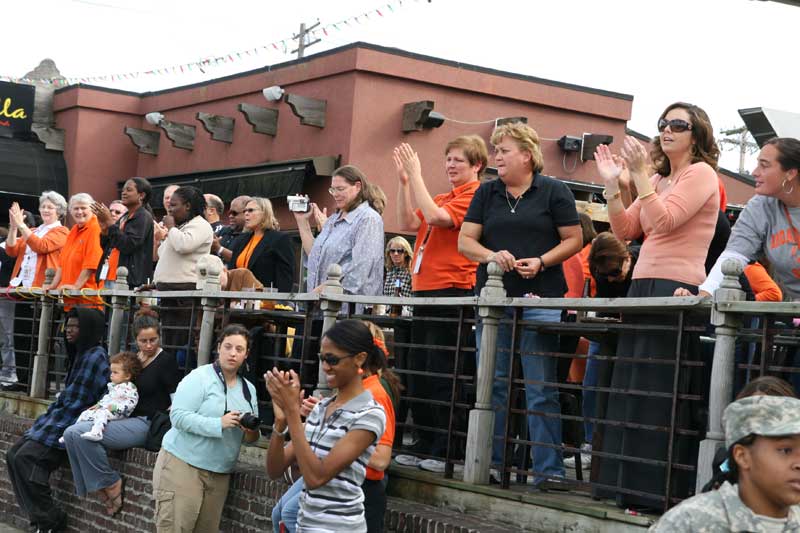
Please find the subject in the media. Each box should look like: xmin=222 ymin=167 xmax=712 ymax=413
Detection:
xmin=152 ymin=448 xmax=231 ymax=532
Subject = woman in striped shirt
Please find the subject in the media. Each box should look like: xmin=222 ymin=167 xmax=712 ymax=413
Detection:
xmin=266 ymin=320 xmax=386 ymax=533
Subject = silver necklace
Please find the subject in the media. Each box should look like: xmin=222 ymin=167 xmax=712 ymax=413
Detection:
xmin=505 ymin=190 xmax=523 ymax=214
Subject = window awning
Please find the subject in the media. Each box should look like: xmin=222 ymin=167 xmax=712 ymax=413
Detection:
xmin=0 ymin=137 xmax=68 ymax=198
xmin=137 ymin=156 xmax=340 ymax=210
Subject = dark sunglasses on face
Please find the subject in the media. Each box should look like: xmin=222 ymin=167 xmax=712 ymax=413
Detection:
xmin=243 ymin=208 xmax=260 ymax=213
xmin=318 ymin=352 xmax=357 ymax=366
xmin=657 ymin=118 xmax=692 ymax=133
xmin=229 ymin=210 xmax=240 ymax=216
xmin=388 ymin=249 xmax=405 ymax=254
xmin=592 ymin=266 xmax=623 ymax=279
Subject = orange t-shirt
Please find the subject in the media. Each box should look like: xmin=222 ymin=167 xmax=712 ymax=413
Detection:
xmin=104 ymin=216 xmax=128 ymax=283
xmin=411 ymin=180 xmax=480 ymax=292
xmin=235 ymin=233 xmax=263 ymax=269
xmin=363 ymin=374 xmax=395 ymax=481
xmin=60 ymin=216 xmax=104 ymax=309
xmin=562 ymin=254 xmax=585 ymax=298
xmin=578 ymin=243 xmax=596 ymax=297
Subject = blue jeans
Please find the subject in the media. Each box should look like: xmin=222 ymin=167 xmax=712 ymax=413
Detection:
xmin=272 ymin=477 xmax=304 ymax=533
xmin=582 ymin=341 xmax=601 ymax=444
xmin=476 ymin=307 xmax=564 ymax=482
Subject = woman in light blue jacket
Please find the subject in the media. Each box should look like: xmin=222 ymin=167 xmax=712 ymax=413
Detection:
xmin=151 ymin=324 xmax=259 ymax=533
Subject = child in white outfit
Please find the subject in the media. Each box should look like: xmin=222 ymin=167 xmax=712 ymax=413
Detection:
xmin=63 ymin=352 xmax=142 ymax=443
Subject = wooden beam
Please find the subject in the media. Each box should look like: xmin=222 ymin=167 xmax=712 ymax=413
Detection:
xmin=196 ymin=112 xmax=234 ymax=143
xmin=31 ymin=125 xmax=65 ymax=151
xmin=123 ymin=126 xmax=159 ymax=155
xmin=238 ymin=103 xmax=278 ymax=136
xmin=159 ymin=120 xmax=195 ymax=151
xmin=402 ymin=100 xmax=435 ymax=133
xmin=284 ymin=94 xmax=326 ymax=128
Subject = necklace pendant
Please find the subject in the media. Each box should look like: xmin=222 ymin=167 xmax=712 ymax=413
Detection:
xmin=510 ymin=208 xmax=516 ymax=214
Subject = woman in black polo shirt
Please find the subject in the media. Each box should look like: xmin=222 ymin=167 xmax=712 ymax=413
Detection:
xmin=459 ymin=122 xmax=582 ymax=488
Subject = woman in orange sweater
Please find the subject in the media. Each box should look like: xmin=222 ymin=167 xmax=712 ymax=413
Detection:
xmin=3 ymin=192 xmax=69 ymax=385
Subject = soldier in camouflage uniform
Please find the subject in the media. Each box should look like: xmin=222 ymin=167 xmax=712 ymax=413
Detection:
xmin=650 ymin=395 xmax=800 ymax=532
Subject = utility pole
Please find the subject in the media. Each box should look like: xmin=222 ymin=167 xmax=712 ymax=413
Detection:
xmin=292 ymin=21 xmax=321 ymax=59
xmin=719 ymin=126 xmax=758 ymax=174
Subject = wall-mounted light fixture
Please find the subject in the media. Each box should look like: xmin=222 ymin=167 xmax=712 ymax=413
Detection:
xmin=263 ymin=85 xmax=285 ymax=102
xmin=143 ymin=111 xmax=195 ymax=151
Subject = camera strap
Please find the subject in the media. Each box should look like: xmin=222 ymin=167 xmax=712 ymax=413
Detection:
xmin=212 ymin=361 xmax=253 ymax=413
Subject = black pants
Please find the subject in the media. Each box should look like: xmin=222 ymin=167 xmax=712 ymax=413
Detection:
xmin=6 ymin=437 xmax=67 ymax=531
xmin=156 ymin=282 xmax=197 ymax=368
xmin=407 ymin=287 xmax=473 ymax=457
xmin=362 ymin=478 xmax=386 ymax=533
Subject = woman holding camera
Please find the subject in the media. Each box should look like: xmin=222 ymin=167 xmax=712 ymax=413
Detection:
xmin=227 ymin=197 xmax=295 ymax=292
xmin=152 ymin=324 xmax=259 ymax=533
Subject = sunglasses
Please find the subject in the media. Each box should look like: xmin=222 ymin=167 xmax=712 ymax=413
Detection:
xmin=657 ymin=118 xmax=692 ymax=133
xmin=318 ymin=352 xmax=357 ymax=366
xmin=229 ymin=210 xmax=240 ymax=216
xmin=388 ymin=249 xmax=405 ymax=254
xmin=243 ymin=208 xmax=260 ymax=213
xmin=592 ymin=267 xmax=623 ymax=279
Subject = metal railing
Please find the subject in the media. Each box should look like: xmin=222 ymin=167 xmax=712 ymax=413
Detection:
xmin=9 ymin=258 xmax=800 ymax=512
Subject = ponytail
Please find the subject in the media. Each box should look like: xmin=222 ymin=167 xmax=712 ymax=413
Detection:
xmin=335 ymin=165 xmax=386 ymax=215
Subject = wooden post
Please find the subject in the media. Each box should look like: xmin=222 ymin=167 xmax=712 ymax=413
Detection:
xmin=464 ymin=262 xmax=507 ymax=484
xmin=196 ymin=258 xmax=221 ymax=367
xmin=314 ymin=264 xmax=343 ymax=398
xmin=696 ymin=259 xmax=744 ymax=492
xmin=30 ymin=269 xmax=56 ymax=399
xmin=107 ymin=267 xmax=129 ymax=355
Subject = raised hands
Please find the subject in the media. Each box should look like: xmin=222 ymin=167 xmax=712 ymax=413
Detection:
xmin=91 ymin=201 xmax=113 ymax=230
xmin=594 ymin=144 xmax=623 ymax=187
xmin=265 ymin=368 xmax=302 ymax=421
xmin=8 ymin=202 xmax=24 ymax=227
xmin=393 ymin=143 xmax=422 ymax=184
xmin=620 ymin=135 xmax=650 ymax=176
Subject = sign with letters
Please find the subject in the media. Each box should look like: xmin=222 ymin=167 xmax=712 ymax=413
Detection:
xmin=0 ymin=81 xmax=34 ymax=138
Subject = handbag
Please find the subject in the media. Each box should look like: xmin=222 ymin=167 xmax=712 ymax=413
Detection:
xmin=144 ymin=411 xmax=171 ymax=452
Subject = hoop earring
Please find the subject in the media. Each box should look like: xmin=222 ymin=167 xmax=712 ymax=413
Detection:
xmin=782 ymin=178 xmax=795 ymax=195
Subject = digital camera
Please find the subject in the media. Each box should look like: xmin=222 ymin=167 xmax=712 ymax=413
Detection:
xmin=287 ymin=195 xmax=309 ymax=213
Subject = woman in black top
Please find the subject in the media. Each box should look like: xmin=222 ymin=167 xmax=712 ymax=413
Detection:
xmin=459 ymin=122 xmax=582 ymax=487
xmin=227 ymin=197 xmax=295 ymax=292
xmin=63 ymin=309 xmax=179 ymax=515
xmin=92 ymin=177 xmax=155 ymax=289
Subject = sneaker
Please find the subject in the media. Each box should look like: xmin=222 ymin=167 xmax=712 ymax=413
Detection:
xmin=535 ymin=476 xmax=575 ymax=492
xmin=0 ymin=372 xmax=18 ymax=384
xmin=418 ymin=459 xmax=446 ymax=473
xmin=80 ymin=431 xmax=103 ymax=442
xmin=394 ymin=454 xmax=424 ymax=467
xmin=564 ymin=443 xmax=592 ymax=469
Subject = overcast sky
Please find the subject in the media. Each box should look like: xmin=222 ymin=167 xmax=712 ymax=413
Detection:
xmin=7 ymin=0 xmax=799 ymax=171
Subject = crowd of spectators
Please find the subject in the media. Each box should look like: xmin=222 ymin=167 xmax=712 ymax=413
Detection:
xmin=1 ymin=101 xmax=800 ymax=531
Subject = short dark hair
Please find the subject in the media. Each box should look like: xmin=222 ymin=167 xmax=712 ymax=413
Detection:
xmin=132 ymin=308 xmax=160 ymax=338
xmin=110 ymin=351 xmax=143 ymax=380
xmin=130 ymin=177 xmax=154 ymax=215
xmin=219 ymin=323 xmax=250 ymax=351
xmin=172 ymin=186 xmax=206 ymax=220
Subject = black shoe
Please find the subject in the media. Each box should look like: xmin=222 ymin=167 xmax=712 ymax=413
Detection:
xmin=535 ymin=477 xmax=575 ymax=492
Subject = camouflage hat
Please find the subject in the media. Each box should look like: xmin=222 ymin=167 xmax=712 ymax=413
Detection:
xmin=723 ymin=395 xmax=800 ymax=448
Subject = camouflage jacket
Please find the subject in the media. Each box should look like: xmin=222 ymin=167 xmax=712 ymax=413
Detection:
xmin=649 ymin=482 xmax=800 ymax=532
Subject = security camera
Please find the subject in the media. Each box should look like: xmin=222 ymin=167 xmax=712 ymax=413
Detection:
xmin=262 ymin=86 xmax=285 ymax=102
xmin=145 ymin=112 xmax=165 ymax=125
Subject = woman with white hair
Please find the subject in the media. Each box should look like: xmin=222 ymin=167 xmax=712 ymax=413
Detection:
xmin=4 ymin=191 xmax=70 ymax=384
xmin=45 ymin=193 xmax=105 ymax=310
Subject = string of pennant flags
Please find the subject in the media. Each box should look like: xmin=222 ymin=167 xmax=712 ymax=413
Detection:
xmin=0 ymin=0 xmax=423 ymax=86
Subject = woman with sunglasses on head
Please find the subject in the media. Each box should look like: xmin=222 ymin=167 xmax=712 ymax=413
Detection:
xmin=227 ymin=197 xmax=295 ymax=292
xmin=593 ymin=102 xmax=720 ymax=509
xmin=266 ymin=319 xmax=386 ymax=533
xmin=293 ymin=165 xmax=385 ymax=310
xmin=91 ymin=177 xmax=154 ymax=290
xmin=152 ymin=324 xmax=259 ymax=533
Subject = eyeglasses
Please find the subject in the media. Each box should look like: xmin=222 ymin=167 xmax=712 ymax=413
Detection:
xmin=388 ymin=249 xmax=405 ymax=254
xmin=328 ymin=186 xmax=351 ymax=195
xmin=318 ymin=352 xmax=357 ymax=366
xmin=592 ymin=267 xmax=623 ymax=279
xmin=243 ymin=208 xmax=260 ymax=213
xmin=657 ymin=118 xmax=692 ymax=133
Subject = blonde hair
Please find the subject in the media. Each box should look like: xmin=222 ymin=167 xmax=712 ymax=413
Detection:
xmin=335 ymin=165 xmax=387 ymax=215
xmin=247 ymin=197 xmax=279 ymax=232
xmin=490 ymin=122 xmax=545 ymax=174
xmin=384 ymin=236 xmax=413 ymax=270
